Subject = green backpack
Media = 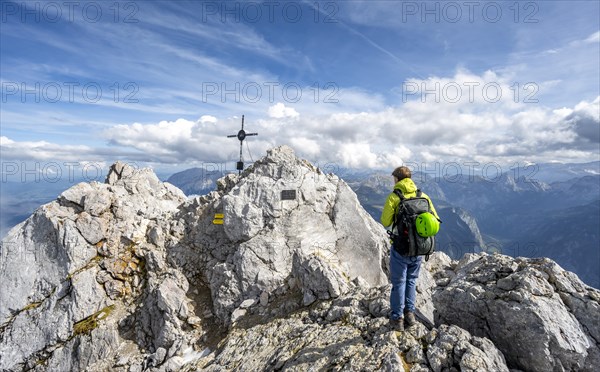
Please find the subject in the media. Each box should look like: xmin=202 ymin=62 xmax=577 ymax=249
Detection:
xmin=389 ymin=189 xmax=439 ymax=260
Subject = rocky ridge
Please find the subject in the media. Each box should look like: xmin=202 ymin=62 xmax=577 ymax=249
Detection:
xmin=0 ymin=145 xmax=598 ymax=371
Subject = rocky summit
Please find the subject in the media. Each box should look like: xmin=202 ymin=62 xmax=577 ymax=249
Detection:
xmin=0 ymin=145 xmax=598 ymax=372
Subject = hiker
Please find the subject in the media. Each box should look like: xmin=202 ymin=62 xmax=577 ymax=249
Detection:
xmin=380 ymin=166 xmax=440 ymax=331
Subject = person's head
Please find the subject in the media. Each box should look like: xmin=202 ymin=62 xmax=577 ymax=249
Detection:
xmin=392 ymin=166 xmax=411 ymax=183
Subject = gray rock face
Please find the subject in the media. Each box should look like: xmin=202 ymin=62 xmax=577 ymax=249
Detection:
xmin=175 ymin=146 xmax=389 ymax=324
xmin=432 ymin=252 xmax=600 ymax=372
xmin=192 ymin=286 xmax=508 ymax=372
xmin=0 ymin=162 xmax=187 ymax=371
xmin=426 ymin=324 xmax=508 ymax=372
xmin=292 ymin=252 xmax=351 ymax=306
xmin=1 ymin=147 xmax=598 ymax=372
xmin=0 ymin=148 xmax=390 ymax=371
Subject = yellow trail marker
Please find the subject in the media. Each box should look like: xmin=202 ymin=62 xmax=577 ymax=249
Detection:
xmin=213 ymin=213 xmax=224 ymax=225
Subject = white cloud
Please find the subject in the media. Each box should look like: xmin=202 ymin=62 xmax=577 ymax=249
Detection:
xmin=104 ymin=118 xmax=239 ymax=163
xmin=0 ymin=136 xmax=96 ymax=161
xmin=584 ymin=31 xmax=600 ymax=44
xmin=570 ymin=31 xmax=600 ymax=47
xmin=1 ymin=137 xmax=14 ymax=146
xmin=376 ymin=146 xmax=413 ymax=169
xmin=573 ymin=96 xmax=600 ymax=118
xmin=290 ymin=137 xmax=320 ymax=157
xmin=336 ymin=143 xmax=379 ymax=168
xmin=2 ymin=70 xmax=598 ymax=169
xmin=199 ymin=115 xmax=217 ymax=124
xmin=398 ymin=68 xmax=526 ymax=109
xmin=268 ymin=103 xmax=299 ymax=119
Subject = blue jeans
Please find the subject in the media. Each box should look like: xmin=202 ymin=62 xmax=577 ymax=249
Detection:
xmin=390 ymin=247 xmax=422 ymax=320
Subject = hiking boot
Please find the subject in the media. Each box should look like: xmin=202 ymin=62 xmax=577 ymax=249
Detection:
xmin=389 ymin=317 xmax=404 ymax=331
xmin=405 ymin=311 xmax=417 ymax=327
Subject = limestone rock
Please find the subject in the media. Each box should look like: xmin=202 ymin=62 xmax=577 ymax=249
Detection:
xmin=60 ymin=182 xmax=94 ymax=206
xmin=0 ymin=162 xmax=185 ymax=371
xmin=230 ymin=308 xmax=246 ymax=323
xmin=433 ymin=253 xmax=600 ymax=371
xmin=259 ymin=291 xmax=269 ymax=306
xmin=426 ymin=324 xmax=508 ymax=372
xmin=239 ymin=298 xmax=257 ymax=309
xmin=193 ymin=286 xmax=508 ymax=372
xmin=75 ymin=211 xmax=107 ymax=245
xmin=83 ymin=186 xmax=113 ymax=216
xmin=292 ymin=252 xmax=351 ymax=305
xmin=180 ymin=145 xmax=389 ymax=324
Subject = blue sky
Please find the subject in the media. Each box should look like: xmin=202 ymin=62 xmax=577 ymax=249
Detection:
xmin=1 ymin=0 xmax=599 ymax=176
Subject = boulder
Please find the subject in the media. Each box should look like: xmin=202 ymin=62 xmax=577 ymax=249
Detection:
xmin=433 ymin=253 xmax=600 ymax=371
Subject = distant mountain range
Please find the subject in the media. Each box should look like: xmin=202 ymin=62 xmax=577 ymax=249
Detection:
xmin=165 ymin=167 xmax=225 ymax=196
xmin=1 ymin=161 xmax=598 ymax=287
xmin=510 ymin=161 xmax=600 ymax=183
xmin=339 ymin=168 xmax=600 ymax=288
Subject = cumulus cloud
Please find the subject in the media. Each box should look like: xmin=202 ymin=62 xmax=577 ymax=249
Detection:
xmin=199 ymin=115 xmax=217 ymax=124
xmin=565 ymin=97 xmax=600 ymax=146
xmin=268 ymin=103 xmax=299 ymax=119
xmin=2 ymin=70 xmax=598 ymax=169
xmin=104 ymin=118 xmax=241 ymax=163
xmin=335 ymin=143 xmax=379 ymax=168
xmin=289 ymin=137 xmax=320 ymax=157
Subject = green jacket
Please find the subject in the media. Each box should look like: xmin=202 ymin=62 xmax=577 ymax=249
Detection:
xmin=380 ymin=178 xmax=439 ymax=228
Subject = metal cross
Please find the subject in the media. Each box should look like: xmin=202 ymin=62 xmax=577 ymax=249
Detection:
xmin=227 ymin=115 xmax=258 ymax=174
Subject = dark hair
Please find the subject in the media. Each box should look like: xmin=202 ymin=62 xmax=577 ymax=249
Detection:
xmin=392 ymin=166 xmax=411 ymax=180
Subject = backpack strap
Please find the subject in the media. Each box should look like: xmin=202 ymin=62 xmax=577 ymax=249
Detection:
xmin=393 ymin=189 xmax=405 ymax=201
xmin=395 ymin=189 xmax=423 ymax=199
xmin=391 ymin=189 xmax=404 ymax=233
